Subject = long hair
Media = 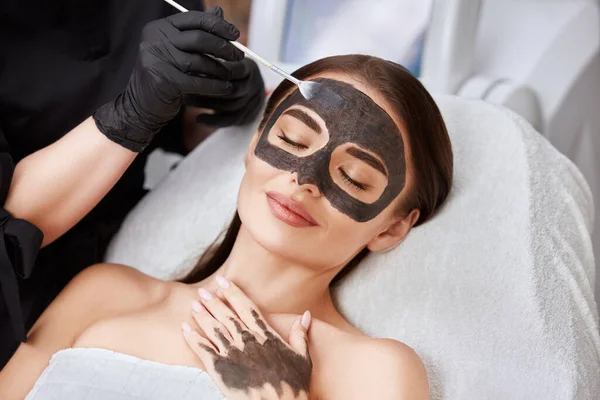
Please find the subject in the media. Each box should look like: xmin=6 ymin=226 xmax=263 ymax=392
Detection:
xmin=180 ymin=55 xmax=453 ymax=285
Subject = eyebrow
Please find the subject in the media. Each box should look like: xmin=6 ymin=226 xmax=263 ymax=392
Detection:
xmin=346 ymin=147 xmax=388 ymax=176
xmin=282 ymin=109 xmax=322 ymax=134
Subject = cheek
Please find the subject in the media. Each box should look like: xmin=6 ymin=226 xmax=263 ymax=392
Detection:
xmin=244 ymin=155 xmax=282 ymax=186
xmin=318 ymin=211 xmax=382 ymax=261
xmin=238 ymin=155 xmax=287 ymax=209
xmin=238 ymin=158 xmax=278 ymax=235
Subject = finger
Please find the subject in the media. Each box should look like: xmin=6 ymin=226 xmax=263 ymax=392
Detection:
xmin=197 ymin=288 xmax=253 ymax=344
xmin=186 ymin=94 xmax=248 ymax=113
xmin=227 ymin=313 xmax=263 ymax=346
xmin=191 ymin=300 xmax=234 ymax=353
xmin=180 ymin=75 xmax=233 ymax=96
xmin=167 ymin=9 xmax=240 ymax=41
xmin=164 ymin=64 xmax=232 ymax=96
xmin=205 ymin=5 xmax=224 ymax=18
xmin=193 ymin=90 xmax=264 ymax=127
xmin=214 ymin=288 xmax=227 ymax=302
xmin=288 ymin=312 xmax=311 ymax=358
xmin=187 ymin=87 xmax=264 ymax=126
xmin=185 ymin=86 xmax=260 ymax=115
xmin=220 ymin=59 xmax=252 ymax=80
xmin=214 ymin=276 xmax=277 ymax=338
xmin=171 ymin=30 xmax=243 ymax=62
xmin=182 ymin=322 xmax=219 ymax=363
xmin=168 ymin=47 xmax=232 ymax=80
xmin=195 ymin=112 xmax=239 ymax=128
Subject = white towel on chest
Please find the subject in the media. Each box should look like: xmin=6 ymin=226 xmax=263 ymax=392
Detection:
xmin=25 ymin=348 xmax=224 ymax=400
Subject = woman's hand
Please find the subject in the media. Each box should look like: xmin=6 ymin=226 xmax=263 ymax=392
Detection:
xmin=182 ymin=276 xmax=312 ymax=400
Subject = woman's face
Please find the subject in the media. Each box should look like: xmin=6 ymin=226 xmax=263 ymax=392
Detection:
xmin=237 ymin=72 xmax=417 ymax=271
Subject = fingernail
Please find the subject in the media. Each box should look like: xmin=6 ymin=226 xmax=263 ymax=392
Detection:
xmin=182 ymin=322 xmax=192 ymax=333
xmin=216 ymin=275 xmax=230 ymax=289
xmin=301 ymin=310 xmax=311 ymax=329
xmin=192 ymin=300 xmax=203 ymax=313
xmin=198 ymin=288 xmax=213 ymax=301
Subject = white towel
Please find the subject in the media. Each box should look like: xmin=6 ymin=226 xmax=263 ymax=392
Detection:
xmin=25 ymin=348 xmax=224 ymax=400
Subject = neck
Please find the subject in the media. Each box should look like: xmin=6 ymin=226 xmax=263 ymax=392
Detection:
xmin=192 ymin=224 xmax=339 ymax=320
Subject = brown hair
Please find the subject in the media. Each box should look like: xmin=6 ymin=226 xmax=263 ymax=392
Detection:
xmin=180 ymin=55 xmax=453 ymax=285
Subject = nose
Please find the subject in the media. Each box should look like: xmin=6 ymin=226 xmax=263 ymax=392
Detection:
xmin=291 ymin=172 xmax=321 ymax=197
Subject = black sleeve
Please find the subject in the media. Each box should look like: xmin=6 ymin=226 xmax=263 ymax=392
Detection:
xmin=0 ymin=126 xmax=44 ymax=343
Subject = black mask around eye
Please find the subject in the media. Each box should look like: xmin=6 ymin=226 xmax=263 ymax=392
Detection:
xmin=255 ymin=78 xmax=406 ymax=222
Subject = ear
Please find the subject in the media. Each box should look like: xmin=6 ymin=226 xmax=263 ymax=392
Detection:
xmin=244 ymin=130 xmax=261 ymax=167
xmin=367 ymin=209 xmax=420 ymax=252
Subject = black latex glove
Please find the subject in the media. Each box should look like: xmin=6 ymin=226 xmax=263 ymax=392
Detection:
xmin=186 ymin=57 xmax=266 ymax=128
xmin=93 ymin=7 xmax=244 ymax=152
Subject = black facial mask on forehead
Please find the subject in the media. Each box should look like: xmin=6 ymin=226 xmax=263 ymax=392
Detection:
xmin=255 ymin=78 xmax=406 ymax=222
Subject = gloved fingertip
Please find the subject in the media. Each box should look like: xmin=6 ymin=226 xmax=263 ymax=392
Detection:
xmin=205 ymin=5 xmax=239 ymax=40
xmin=229 ymin=25 xmax=240 ymax=40
xmin=233 ymin=49 xmax=245 ymax=62
xmin=206 ymin=5 xmax=224 ymax=17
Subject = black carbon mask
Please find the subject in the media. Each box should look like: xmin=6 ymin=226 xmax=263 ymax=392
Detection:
xmin=255 ymin=78 xmax=406 ymax=222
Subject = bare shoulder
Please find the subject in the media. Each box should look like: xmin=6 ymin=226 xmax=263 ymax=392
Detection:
xmin=50 ymin=262 xmax=167 ymax=318
xmin=311 ymin=322 xmax=429 ymax=400
xmin=72 ymin=262 xmax=157 ymax=289
xmin=0 ymin=263 xmax=167 ymax=400
xmin=358 ymin=337 xmax=429 ymax=399
xmin=70 ymin=263 xmax=165 ymax=303
xmin=30 ymin=263 xmax=167 ymax=341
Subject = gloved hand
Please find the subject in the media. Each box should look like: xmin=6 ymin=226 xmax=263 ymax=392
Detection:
xmin=184 ymin=6 xmax=266 ymax=128
xmin=93 ymin=7 xmax=244 ymax=152
xmin=185 ymin=58 xmax=266 ymax=128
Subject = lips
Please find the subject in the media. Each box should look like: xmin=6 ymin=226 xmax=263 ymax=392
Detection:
xmin=266 ymin=191 xmax=319 ymax=228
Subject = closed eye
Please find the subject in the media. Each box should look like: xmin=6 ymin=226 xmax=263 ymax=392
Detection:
xmin=276 ymin=132 xmax=308 ymax=150
xmin=339 ymin=168 xmax=368 ymax=191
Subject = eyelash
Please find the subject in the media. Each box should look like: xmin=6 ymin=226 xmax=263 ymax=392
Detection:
xmin=339 ymin=168 xmax=367 ymax=191
xmin=276 ymin=132 xmax=308 ymax=150
xmin=275 ymin=132 xmax=367 ymax=192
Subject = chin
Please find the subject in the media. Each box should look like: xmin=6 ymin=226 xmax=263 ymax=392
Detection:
xmin=238 ymin=199 xmax=322 ymax=265
xmin=242 ymin=212 xmax=353 ymax=272
xmin=244 ymin=204 xmax=303 ymax=251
